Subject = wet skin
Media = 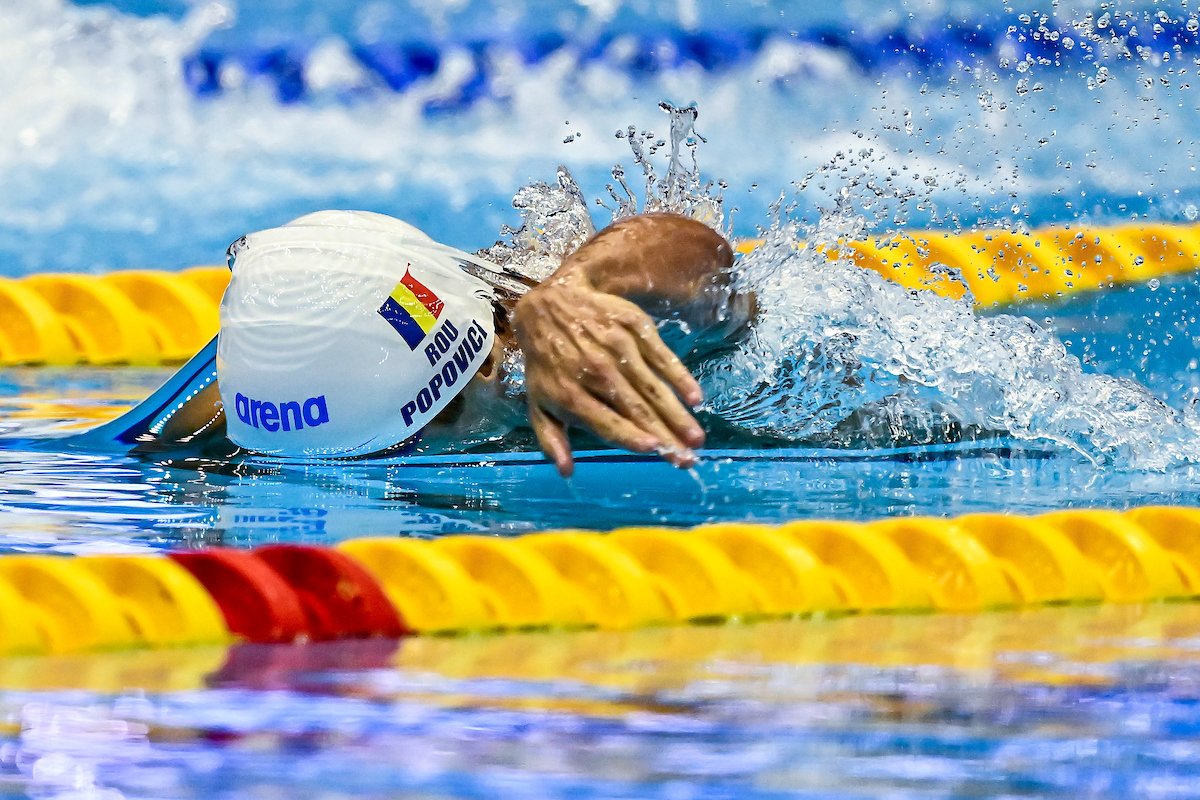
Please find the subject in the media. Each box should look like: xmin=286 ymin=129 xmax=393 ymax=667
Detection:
xmin=508 ymin=212 xmax=748 ymax=476
xmin=159 ymin=213 xmax=752 ymax=476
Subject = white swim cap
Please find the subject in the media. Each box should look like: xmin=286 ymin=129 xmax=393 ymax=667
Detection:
xmin=217 ymin=210 xmax=497 ymax=457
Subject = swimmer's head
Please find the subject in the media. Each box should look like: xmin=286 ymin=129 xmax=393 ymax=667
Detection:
xmin=217 ymin=210 xmax=497 ymax=457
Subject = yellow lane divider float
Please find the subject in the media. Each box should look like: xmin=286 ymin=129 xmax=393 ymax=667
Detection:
xmin=0 ymin=266 xmax=227 ymax=367
xmin=741 ymin=220 xmax=1200 ymax=306
xmin=1 ymin=506 xmax=1200 ymax=657
xmin=1 ymin=222 xmax=1197 ymax=366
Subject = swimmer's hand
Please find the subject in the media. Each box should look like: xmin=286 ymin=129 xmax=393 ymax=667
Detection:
xmin=513 ymin=269 xmax=706 ymax=478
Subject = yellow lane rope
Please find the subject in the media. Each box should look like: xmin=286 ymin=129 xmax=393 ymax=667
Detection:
xmin=2 ymin=506 xmax=1200 ymax=656
xmin=738 ymin=221 xmax=1200 ymax=306
xmin=1 ymin=222 xmax=1196 ymax=366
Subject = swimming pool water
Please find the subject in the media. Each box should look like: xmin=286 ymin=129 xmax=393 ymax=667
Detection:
xmin=7 ymin=605 xmax=1200 ymax=798
xmin=2 ymin=267 xmax=1195 ymax=552
xmin=2 ymin=0 xmax=1200 ymax=798
xmin=0 ymin=219 xmax=1198 ymax=796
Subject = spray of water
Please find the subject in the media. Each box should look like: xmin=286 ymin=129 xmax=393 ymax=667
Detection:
xmin=491 ymin=103 xmax=1200 ymax=470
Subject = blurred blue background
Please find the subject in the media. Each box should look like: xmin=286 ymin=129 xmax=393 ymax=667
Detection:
xmin=1 ymin=0 xmax=1196 ymax=276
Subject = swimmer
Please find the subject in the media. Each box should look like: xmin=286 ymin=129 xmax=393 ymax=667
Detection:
xmin=141 ymin=209 xmax=754 ymax=477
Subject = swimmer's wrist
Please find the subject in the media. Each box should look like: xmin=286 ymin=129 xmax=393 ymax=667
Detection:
xmin=544 ymin=252 xmax=599 ymax=291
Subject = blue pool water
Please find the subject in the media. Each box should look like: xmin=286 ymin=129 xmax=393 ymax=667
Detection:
xmin=1 ymin=0 xmax=1200 ymax=797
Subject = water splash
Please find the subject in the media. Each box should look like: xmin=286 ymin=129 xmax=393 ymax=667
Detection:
xmin=490 ymin=104 xmax=1200 ymax=470
xmin=483 ymin=102 xmax=724 ymax=278
xmin=720 ymin=157 xmax=1200 ymax=469
xmin=480 ymin=166 xmax=595 ymax=282
xmin=603 ymin=103 xmax=725 ymax=228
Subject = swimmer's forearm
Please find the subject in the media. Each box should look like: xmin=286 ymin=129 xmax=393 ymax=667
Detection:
xmin=547 ymin=213 xmax=755 ymax=339
xmin=158 ymin=380 xmax=226 ymax=442
xmin=552 ymin=213 xmax=733 ymax=307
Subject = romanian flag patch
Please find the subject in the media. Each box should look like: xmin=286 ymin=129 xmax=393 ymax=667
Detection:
xmin=377 ymin=270 xmax=444 ymax=349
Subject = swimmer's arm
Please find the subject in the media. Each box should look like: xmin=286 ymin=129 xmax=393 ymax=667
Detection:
xmin=512 ymin=213 xmax=752 ymax=477
xmin=555 ymin=213 xmax=753 ymax=335
xmin=136 ymin=380 xmax=226 ymax=449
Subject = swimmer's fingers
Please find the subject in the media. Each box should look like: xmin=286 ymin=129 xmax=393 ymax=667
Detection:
xmin=528 ymin=404 xmax=575 ymax=478
xmin=563 ymin=391 xmax=671 ymax=461
xmin=515 ymin=284 xmax=705 ymax=472
xmin=532 ymin=346 xmax=696 ymax=470
xmin=579 ymin=366 xmax=697 ymax=467
xmin=535 ymin=377 xmax=666 ymax=462
xmin=569 ymin=299 xmax=703 ymax=463
xmin=629 ymin=317 xmax=704 ymax=408
xmin=604 ymin=300 xmax=702 ymax=407
xmin=529 ymin=377 xmax=667 ymax=475
xmin=597 ymin=331 xmax=705 ymax=451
